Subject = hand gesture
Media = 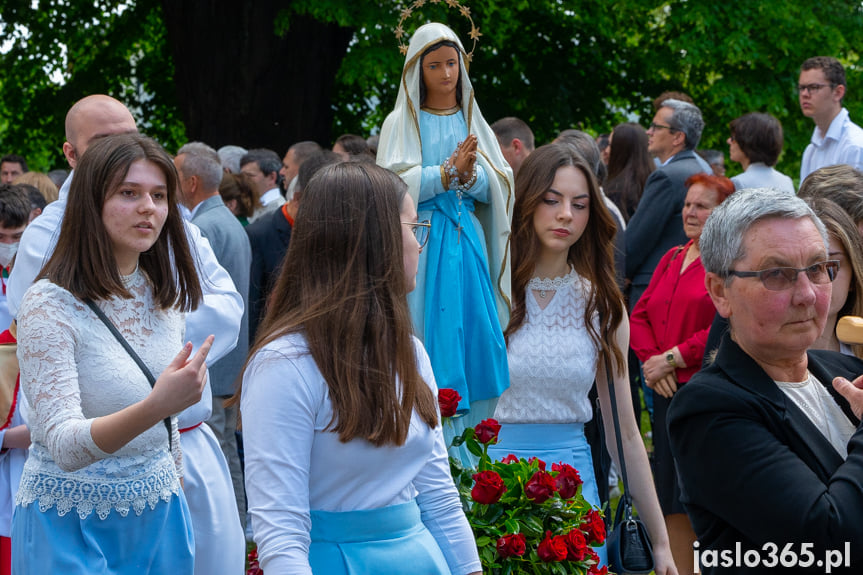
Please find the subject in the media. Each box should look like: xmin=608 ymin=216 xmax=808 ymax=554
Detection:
xmin=452 ymin=134 xmax=477 ymax=180
xmin=150 ymin=335 xmax=215 ymax=418
xmin=833 ymin=373 xmax=863 ymax=418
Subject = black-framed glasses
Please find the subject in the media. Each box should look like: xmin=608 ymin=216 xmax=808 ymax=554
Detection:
xmin=402 ymin=220 xmax=431 ymax=249
xmin=648 ymin=122 xmax=677 ymax=133
xmin=727 ymin=260 xmax=839 ymax=291
xmin=797 ymin=83 xmax=833 ymax=95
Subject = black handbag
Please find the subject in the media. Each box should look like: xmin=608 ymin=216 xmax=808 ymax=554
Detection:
xmin=604 ymin=353 xmax=655 ymax=574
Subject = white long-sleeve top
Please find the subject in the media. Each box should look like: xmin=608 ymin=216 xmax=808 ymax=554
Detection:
xmin=241 ymin=332 xmax=481 ymax=575
xmin=16 ymin=272 xmax=183 ymax=520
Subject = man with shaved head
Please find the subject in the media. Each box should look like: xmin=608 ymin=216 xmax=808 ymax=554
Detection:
xmin=7 ymin=95 xmax=245 ymax=574
xmin=61 ymin=94 xmax=137 ymax=168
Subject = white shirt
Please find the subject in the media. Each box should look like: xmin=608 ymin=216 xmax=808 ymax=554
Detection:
xmin=495 ymin=269 xmax=598 ymax=423
xmin=259 ymin=187 xmax=284 ymax=208
xmin=241 ymin=332 xmax=481 ymax=575
xmin=776 ymin=372 xmax=856 ymax=458
xmin=800 ymin=107 xmax=863 ymax=180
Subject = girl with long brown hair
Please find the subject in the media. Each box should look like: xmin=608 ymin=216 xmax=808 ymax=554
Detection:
xmin=487 ymin=143 xmax=677 ymax=574
xmin=239 ymin=162 xmax=480 ymax=574
xmin=12 ymin=133 xmax=212 ymax=574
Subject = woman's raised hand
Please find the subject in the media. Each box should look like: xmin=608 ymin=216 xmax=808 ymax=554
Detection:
xmin=150 ymin=335 xmax=215 ymax=418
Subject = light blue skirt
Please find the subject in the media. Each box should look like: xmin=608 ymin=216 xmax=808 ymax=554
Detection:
xmin=487 ymin=422 xmax=607 ymax=567
xmin=309 ymin=500 xmax=451 ymax=575
xmin=11 ymin=493 xmax=194 ymax=574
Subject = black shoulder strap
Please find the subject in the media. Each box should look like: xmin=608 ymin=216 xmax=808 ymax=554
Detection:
xmin=605 ymin=352 xmax=634 ymax=520
xmin=84 ymin=299 xmax=173 ymax=451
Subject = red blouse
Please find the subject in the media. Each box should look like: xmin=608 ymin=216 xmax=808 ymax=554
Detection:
xmin=629 ymin=240 xmax=717 ymax=383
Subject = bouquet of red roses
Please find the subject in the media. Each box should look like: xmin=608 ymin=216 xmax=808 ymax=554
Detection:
xmin=441 ymin=389 xmax=607 ymax=575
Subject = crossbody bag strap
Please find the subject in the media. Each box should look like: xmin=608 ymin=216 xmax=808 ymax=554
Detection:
xmin=605 ymin=351 xmax=634 ymax=520
xmin=83 ymin=299 xmax=173 ymax=451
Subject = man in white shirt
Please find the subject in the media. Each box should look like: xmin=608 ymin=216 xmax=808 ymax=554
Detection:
xmin=241 ymin=148 xmax=284 ymax=223
xmin=8 ymin=94 xmax=245 ymax=575
xmin=799 ymin=56 xmax=863 ymax=180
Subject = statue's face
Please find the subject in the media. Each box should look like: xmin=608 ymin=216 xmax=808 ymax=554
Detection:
xmin=421 ymin=45 xmax=459 ymax=102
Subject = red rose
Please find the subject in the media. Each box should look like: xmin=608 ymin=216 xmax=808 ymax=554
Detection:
xmin=496 ymin=533 xmax=527 ymax=558
xmin=552 ymin=462 xmax=583 ymax=499
xmin=563 ymin=529 xmax=588 ymax=561
xmin=474 ymin=418 xmax=501 ymax=444
xmin=471 ymin=470 xmax=507 ymax=505
xmin=587 ymin=547 xmax=606 ymax=574
xmin=528 ymin=456 xmax=547 ymax=471
xmin=437 ymin=388 xmax=462 ymax=418
xmin=581 ymin=509 xmax=606 ymax=544
xmin=524 ymin=470 xmax=556 ymax=503
xmin=537 ymin=531 xmax=568 ymax=562
xmin=501 ymin=454 xmax=519 ymax=464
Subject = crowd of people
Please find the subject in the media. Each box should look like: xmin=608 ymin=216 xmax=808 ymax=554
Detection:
xmin=1 ymin=19 xmax=863 ymax=575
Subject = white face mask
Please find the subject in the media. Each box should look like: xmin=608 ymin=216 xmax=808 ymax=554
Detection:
xmin=0 ymin=242 xmax=19 ymax=268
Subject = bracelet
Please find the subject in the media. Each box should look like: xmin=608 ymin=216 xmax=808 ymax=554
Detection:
xmin=457 ymin=164 xmax=477 ymax=191
xmin=443 ymin=157 xmax=461 ymax=190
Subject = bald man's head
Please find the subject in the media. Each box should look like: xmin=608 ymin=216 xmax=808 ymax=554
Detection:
xmin=63 ymin=95 xmax=137 ymax=169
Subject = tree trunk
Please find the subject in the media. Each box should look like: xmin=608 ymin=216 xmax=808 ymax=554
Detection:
xmin=160 ymin=1 xmax=353 ymax=154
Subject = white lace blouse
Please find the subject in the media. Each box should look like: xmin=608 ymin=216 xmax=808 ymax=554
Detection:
xmin=15 ymin=271 xmax=184 ymax=520
xmin=495 ymin=269 xmax=599 ymax=423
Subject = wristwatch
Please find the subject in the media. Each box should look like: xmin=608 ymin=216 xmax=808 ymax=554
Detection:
xmin=665 ymin=352 xmax=678 ymax=368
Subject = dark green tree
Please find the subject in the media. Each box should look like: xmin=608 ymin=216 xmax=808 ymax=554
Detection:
xmin=1 ymin=0 xmax=861 ymax=184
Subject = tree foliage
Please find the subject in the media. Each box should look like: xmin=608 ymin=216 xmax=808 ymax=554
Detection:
xmin=0 ymin=0 xmax=181 ymax=170
xmin=1 ymin=0 xmax=861 ymax=182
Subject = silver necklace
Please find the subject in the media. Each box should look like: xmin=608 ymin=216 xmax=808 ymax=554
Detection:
xmin=528 ymin=267 xmax=577 ymax=298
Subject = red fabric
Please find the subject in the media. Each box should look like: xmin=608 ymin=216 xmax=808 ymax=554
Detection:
xmin=280 ymin=203 xmax=294 ymax=227
xmin=0 ymin=536 xmax=9 ymax=575
xmin=629 ymin=240 xmax=716 ymax=383
xmin=0 ymin=330 xmax=14 ymax=345
xmin=178 ymin=421 xmax=202 ymax=434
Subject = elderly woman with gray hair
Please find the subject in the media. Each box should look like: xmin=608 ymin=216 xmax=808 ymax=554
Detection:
xmin=668 ymin=187 xmax=863 ymax=574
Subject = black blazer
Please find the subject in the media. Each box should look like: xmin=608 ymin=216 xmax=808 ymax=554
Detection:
xmin=668 ymin=334 xmax=863 ymax=574
xmin=625 ymin=149 xmax=706 ymax=304
xmin=246 ymin=207 xmax=292 ymax=343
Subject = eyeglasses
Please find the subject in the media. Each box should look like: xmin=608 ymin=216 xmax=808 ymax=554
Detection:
xmin=648 ymin=122 xmax=678 ymax=133
xmin=402 ymin=220 xmax=431 ymax=249
xmin=797 ymin=83 xmax=833 ymax=95
xmin=726 ymin=260 xmax=839 ymax=291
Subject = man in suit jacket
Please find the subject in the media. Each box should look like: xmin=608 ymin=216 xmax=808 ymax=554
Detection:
xmin=668 ymin=188 xmax=863 ymax=574
xmin=626 ymin=99 xmax=707 ymax=308
xmin=176 ymin=141 xmax=251 ymax=529
xmin=246 ymin=149 xmax=341 ymax=343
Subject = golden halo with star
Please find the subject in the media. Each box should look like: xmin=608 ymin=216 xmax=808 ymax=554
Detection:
xmin=395 ymin=0 xmax=482 ymax=62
